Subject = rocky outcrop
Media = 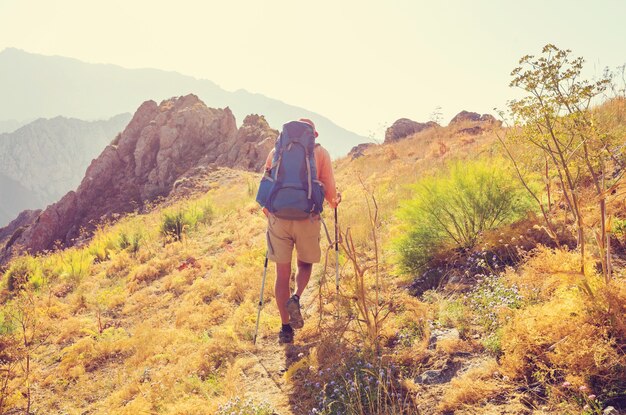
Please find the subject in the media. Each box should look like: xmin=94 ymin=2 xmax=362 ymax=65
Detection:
xmin=215 ymin=114 xmax=277 ymax=172
xmin=348 ymin=143 xmax=376 ymax=160
xmin=384 ymin=118 xmax=438 ymax=143
xmin=0 ymin=209 xmax=40 ymax=254
xmin=449 ymin=111 xmax=498 ymax=125
xmin=1 ymin=94 xmax=275 ymax=263
xmin=448 ymin=111 xmax=501 ymax=136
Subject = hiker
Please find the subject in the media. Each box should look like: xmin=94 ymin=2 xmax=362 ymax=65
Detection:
xmin=257 ymin=118 xmax=340 ymax=344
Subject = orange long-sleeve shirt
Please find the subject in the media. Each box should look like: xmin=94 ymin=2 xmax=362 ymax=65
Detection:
xmin=264 ymin=144 xmax=338 ymax=209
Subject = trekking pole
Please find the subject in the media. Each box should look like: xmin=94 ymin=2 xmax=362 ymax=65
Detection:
xmin=334 ymin=206 xmax=339 ymax=294
xmin=253 ymin=251 xmax=269 ymax=345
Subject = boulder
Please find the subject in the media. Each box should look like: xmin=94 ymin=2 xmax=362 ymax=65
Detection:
xmin=449 ymin=110 xmax=499 ymax=125
xmin=348 ymin=143 xmax=376 ymax=160
xmin=384 ymin=118 xmax=438 ymax=143
xmin=414 ymin=359 xmax=460 ymax=385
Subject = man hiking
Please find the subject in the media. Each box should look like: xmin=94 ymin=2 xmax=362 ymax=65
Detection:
xmin=256 ymin=118 xmax=340 ymax=344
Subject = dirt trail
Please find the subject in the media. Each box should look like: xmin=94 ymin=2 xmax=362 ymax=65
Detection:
xmin=241 ymin=339 xmax=295 ymax=414
xmin=241 ymin=275 xmax=324 ymax=415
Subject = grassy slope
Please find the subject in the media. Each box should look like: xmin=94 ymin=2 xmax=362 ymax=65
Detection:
xmin=1 ymin=114 xmax=625 ymax=414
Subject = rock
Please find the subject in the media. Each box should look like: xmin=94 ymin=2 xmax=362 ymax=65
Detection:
xmin=449 ymin=110 xmax=499 ymax=126
xmin=348 ymin=143 xmax=376 ymax=160
xmin=428 ymin=328 xmax=461 ymax=349
xmin=449 ymin=111 xmax=482 ymax=124
xmin=0 ymin=209 xmax=40 ymax=250
xmin=415 ymin=369 xmax=447 ymax=385
xmin=384 ymin=118 xmax=438 ymax=143
xmin=603 ymin=407 xmax=619 ymax=415
xmin=414 ymin=360 xmax=460 ymax=385
xmin=216 ymin=114 xmax=277 ymax=172
xmin=0 ymin=94 xmax=248 ymax=263
xmin=479 ymin=114 xmax=498 ymax=123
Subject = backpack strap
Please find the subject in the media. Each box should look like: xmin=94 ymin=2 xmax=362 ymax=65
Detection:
xmin=305 ymin=148 xmax=312 ymax=200
xmin=273 ymin=148 xmax=283 ymax=181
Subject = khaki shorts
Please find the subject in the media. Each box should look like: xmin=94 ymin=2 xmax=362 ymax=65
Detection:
xmin=267 ymin=215 xmax=322 ymax=264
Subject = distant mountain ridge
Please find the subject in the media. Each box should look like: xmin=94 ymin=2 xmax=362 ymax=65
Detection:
xmin=0 ymin=113 xmax=131 ymax=226
xmin=0 ymin=48 xmax=368 ymax=157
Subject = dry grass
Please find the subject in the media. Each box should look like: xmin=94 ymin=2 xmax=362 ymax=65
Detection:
xmin=499 ymin=248 xmax=626 ymax=400
xmin=438 ymin=359 xmax=501 ymax=412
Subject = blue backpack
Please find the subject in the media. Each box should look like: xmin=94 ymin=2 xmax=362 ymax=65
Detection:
xmin=256 ymin=121 xmax=325 ymax=219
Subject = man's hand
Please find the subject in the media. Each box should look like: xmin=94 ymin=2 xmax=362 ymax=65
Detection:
xmin=333 ymin=192 xmax=342 ymax=207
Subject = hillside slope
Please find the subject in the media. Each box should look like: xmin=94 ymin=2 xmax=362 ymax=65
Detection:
xmin=0 ymin=105 xmax=624 ymax=415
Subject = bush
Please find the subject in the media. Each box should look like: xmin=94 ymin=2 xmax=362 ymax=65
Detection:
xmin=396 ymin=159 xmax=531 ymax=274
xmin=160 ymin=202 xmax=213 ymax=242
xmin=3 ymin=255 xmax=43 ymax=291
xmin=88 ymin=228 xmax=117 ymax=262
xmin=117 ymin=229 xmax=143 ymax=254
xmin=55 ymin=248 xmax=93 ymax=286
xmin=161 ymin=210 xmax=186 ymax=241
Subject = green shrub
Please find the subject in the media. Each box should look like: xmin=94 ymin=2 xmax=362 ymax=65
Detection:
xmin=55 ymin=248 xmax=93 ymax=286
xmin=117 ymin=229 xmax=143 ymax=253
xmin=396 ymin=159 xmax=531 ymax=274
xmin=88 ymin=229 xmax=117 ymax=262
xmin=3 ymin=255 xmax=43 ymax=291
xmin=160 ymin=202 xmax=213 ymax=242
xmin=184 ymin=201 xmax=213 ymax=227
xmin=161 ymin=210 xmax=186 ymax=241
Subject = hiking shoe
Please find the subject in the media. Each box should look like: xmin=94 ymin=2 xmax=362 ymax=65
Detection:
xmin=278 ymin=325 xmax=294 ymax=344
xmin=286 ymin=295 xmax=304 ymax=329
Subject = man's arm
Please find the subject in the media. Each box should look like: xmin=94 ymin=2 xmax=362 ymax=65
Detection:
xmin=265 ymin=149 xmax=275 ymax=172
xmin=316 ymin=146 xmax=339 ymax=208
xmin=261 ymin=149 xmax=276 ymax=217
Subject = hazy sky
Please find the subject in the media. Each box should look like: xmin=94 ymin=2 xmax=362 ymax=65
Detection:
xmin=1 ymin=0 xmax=624 ymax=137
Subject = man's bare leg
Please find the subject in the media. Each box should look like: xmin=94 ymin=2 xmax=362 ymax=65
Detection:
xmin=294 ymin=259 xmax=312 ymax=298
xmin=275 ymin=262 xmax=292 ymax=325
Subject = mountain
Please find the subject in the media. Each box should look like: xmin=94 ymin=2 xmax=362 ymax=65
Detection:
xmin=0 ymin=48 xmax=368 ymax=157
xmin=0 ymin=94 xmax=276 ymax=261
xmin=0 ymin=113 xmax=131 ymax=226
